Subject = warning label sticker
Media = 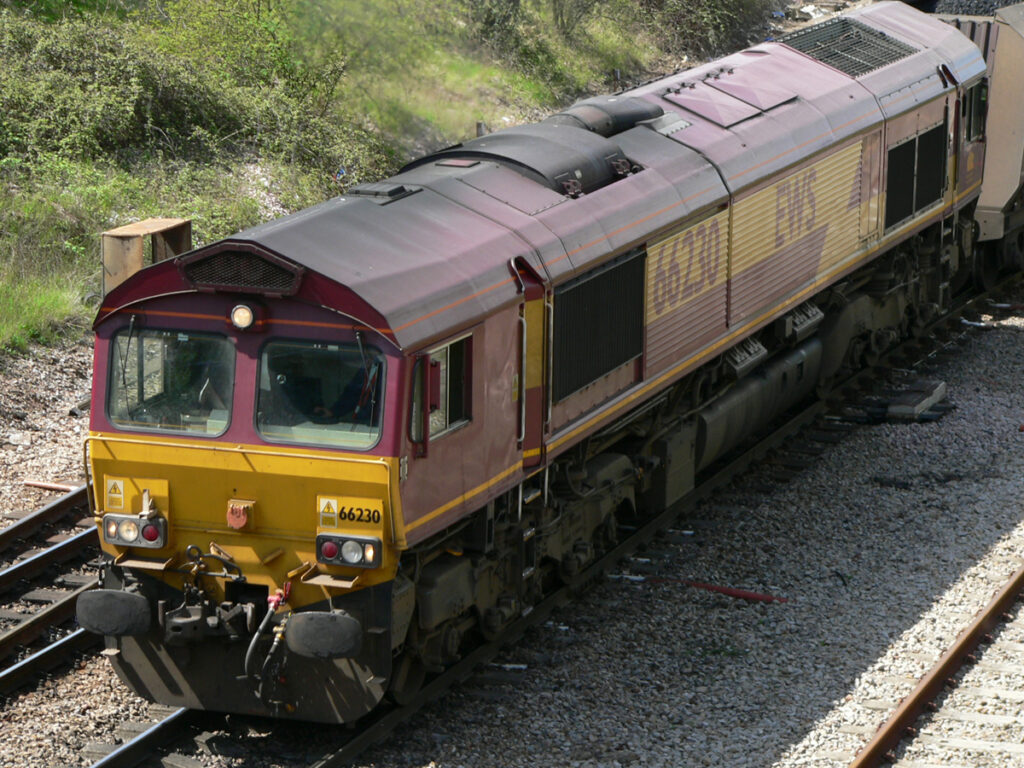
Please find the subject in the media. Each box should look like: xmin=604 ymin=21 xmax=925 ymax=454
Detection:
xmin=105 ymin=477 xmax=125 ymax=511
xmin=318 ymin=496 xmax=339 ymax=528
xmin=317 ymin=495 xmax=386 ymax=530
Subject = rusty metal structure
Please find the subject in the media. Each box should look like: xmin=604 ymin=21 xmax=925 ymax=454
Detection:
xmin=100 ymin=218 xmax=191 ymax=295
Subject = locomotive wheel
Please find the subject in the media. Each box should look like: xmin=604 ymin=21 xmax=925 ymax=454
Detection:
xmin=387 ymin=650 xmax=426 ymax=706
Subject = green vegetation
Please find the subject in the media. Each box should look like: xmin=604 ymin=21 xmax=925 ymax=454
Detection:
xmin=0 ymin=0 xmax=774 ymax=351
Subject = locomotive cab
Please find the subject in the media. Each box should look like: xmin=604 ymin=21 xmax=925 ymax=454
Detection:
xmin=77 ymin=244 xmax=415 ymax=722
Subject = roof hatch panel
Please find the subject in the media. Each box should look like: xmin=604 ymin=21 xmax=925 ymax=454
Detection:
xmin=662 ymin=82 xmax=761 ymax=128
xmin=704 ymin=71 xmax=798 ymax=112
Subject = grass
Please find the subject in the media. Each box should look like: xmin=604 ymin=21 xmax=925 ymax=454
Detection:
xmin=0 ymin=276 xmax=87 ymax=351
xmin=296 ymin=0 xmax=663 ymax=150
xmin=0 ymin=153 xmax=328 ymax=351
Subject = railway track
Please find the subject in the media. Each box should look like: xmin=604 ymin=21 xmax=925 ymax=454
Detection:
xmin=82 ymin=705 xmax=203 ymax=768
xmin=849 ymin=559 xmax=1024 ymax=768
xmin=0 ymin=484 xmax=100 ymax=694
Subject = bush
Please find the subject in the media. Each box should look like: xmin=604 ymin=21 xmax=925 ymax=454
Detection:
xmin=636 ymin=0 xmax=775 ymax=58
xmin=0 ymin=2 xmax=399 ymax=349
xmin=0 ymin=5 xmax=395 ymax=186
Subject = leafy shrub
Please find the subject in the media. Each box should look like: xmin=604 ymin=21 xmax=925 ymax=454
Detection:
xmin=0 ymin=1 xmax=401 ymax=348
xmin=0 ymin=4 xmax=394 ymax=186
xmin=636 ymin=0 xmax=775 ymax=58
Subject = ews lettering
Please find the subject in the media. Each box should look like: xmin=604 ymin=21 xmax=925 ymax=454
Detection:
xmin=774 ymin=169 xmax=817 ymax=249
xmin=651 ymin=219 xmax=722 ymax=317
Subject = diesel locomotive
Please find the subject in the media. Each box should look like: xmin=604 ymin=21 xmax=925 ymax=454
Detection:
xmin=77 ymin=2 xmax=1024 ymax=723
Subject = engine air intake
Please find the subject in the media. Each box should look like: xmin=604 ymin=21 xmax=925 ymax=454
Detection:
xmin=181 ymin=247 xmax=302 ymax=296
xmin=781 ymin=17 xmax=917 ymax=78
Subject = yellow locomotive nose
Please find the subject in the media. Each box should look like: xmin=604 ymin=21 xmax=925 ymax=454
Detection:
xmin=82 ymin=431 xmax=402 ymax=722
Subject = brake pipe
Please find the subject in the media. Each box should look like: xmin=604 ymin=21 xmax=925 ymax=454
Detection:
xmin=244 ymin=588 xmax=288 ymax=684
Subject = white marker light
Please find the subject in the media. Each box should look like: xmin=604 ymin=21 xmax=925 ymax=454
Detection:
xmin=117 ymin=519 xmax=140 ymax=542
xmin=230 ymin=304 xmax=255 ymax=330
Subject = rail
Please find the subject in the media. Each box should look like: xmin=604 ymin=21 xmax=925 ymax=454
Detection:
xmin=849 ymin=561 xmax=1024 ymax=767
xmin=0 ymin=484 xmax=89 ymax=553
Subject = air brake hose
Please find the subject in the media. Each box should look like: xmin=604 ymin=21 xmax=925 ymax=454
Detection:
xmin=245 ymin=588 xmax=286 ymax=686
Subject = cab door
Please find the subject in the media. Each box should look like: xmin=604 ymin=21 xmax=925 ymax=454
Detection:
xmin=958 ymin=79 xmax=987 ymax=195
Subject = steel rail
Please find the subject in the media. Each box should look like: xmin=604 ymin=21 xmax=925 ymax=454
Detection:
xmin=0 ymin=527 xmax=97 ymax=593
xmin=849 ymin=561 xmax=1024 ymax=768
xmin=87 ymin=707 xmax=196 ymax=768
xmin=0 ymin=627 xmax=99 ymax=695
xmin=0 ymin=484 xmax=89 ymax=553
xmin=0 ymin=580 xmax=97 ymax=662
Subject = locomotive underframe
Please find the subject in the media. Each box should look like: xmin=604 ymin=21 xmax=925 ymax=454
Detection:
xmin=95 ymin=562 xmax=395 ymax=723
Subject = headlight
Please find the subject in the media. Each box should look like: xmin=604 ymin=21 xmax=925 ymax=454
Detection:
xmin=117 ymin=519 xmax=140 ymax=542
xmin=341 ymin=540 xmax=363 ymax=564
xmin=230 ymin=304 xmax=254 ymax=329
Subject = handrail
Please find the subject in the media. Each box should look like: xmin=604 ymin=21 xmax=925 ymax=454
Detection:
xmin=518 ymin=314 xmax=527 ymax=444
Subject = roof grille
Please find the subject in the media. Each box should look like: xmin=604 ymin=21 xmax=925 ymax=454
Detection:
xmin=781 ymin=17 xmax=917 ymax=78
xmin=182 ymin=249 xmax=301 ymax=295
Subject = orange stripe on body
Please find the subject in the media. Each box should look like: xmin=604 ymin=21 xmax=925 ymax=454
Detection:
xmin=100 ymin=308 xmax=394 ymax=336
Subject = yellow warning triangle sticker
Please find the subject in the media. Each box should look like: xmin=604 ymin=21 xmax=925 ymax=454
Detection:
xmin=107 ymin=480 xmax=123 ymax=495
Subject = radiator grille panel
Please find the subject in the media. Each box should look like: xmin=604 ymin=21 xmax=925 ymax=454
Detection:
xmin=782 ymin=18 xmax=916 ymax=78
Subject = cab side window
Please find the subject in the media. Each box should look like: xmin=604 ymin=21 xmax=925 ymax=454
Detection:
xmin=429 ymin=336 xmax=470 ymax=437
xmin=410 ymin=334 xmax=472 ymax=448
xmin=965 ymin=81 xmax=987 ymax=142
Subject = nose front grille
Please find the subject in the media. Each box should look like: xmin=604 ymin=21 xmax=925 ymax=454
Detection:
xmin=183 ymin=250 xmax=300 ymax=294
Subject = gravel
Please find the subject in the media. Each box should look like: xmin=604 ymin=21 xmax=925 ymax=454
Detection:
xmin=0 ymin=336 xmax=92 ymax=525
xmin=935 ymin=0 xmax=1006 ymax=16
